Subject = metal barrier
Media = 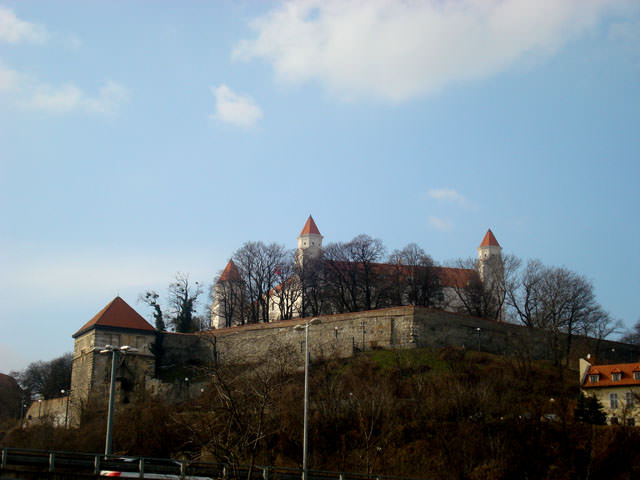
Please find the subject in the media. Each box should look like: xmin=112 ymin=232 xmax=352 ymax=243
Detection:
xmin=0 ymin=446 xmax=428 ymax=480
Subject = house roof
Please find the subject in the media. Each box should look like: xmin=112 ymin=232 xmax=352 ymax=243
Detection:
xmin=299 ymin=215 xmax=321 ymax=236
xmin=73 ymin=296 xmax=155 ymax=338
xmin=582 ymin=362 xmax=640 ymax=388
xmin=479 ymin=229 xmax=500 ymax=248
xmin=219 ymin=259 xmax=242 ymax=282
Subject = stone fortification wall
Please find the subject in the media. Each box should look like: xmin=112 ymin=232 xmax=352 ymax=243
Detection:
xmin=161 ymin=306 xmax=639 ymax=370
xmin=25 ymin=396 xmax=70 ymax=427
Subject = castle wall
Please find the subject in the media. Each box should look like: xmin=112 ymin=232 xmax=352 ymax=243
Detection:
xmin=24 ymin=396 xmax=70 ymax=427
xmin=161 ymin=306 xmax=639 ymax=371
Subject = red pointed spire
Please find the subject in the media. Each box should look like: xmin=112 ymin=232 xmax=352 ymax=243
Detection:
xmin=219 ymin=259 xmax=242 ymax=281
xmin=299 ymin=215 xmax=321 ymax=236
xmin=479 ymin=229 xmax=500 ymax=247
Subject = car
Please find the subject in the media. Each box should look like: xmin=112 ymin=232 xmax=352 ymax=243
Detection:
xmin=100 ymin=471 xmax=212 ymax=479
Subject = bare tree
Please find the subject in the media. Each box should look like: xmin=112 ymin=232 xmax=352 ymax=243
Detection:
xmin=211 ymin=262 xmax=247 ymax=328
xmin=388 ymin=243 xmax=443 ymax=308
xmin=296 ymin=254 xmax=327 ymax=317
xmin=507 ymin=259 xmax=608 ymax=366
xmin=11 ymin=353 xmax=72 ymax=399
xmin=139 ymin=291 xmax=165 ymax=331
xmin=621 ymin=318 xmax=640 ymax=345
xmin=323 ymin=234 xmax=388 ymax=313
xmin=449 ymin=258 xmax=497 ymax=319
xmin=168 ymin=273 xmax=204 ymax=332
xmin=233 ymin=241 xmax=289 ymax=323
xmin=271 ymin=252 xmax=303 ymax=320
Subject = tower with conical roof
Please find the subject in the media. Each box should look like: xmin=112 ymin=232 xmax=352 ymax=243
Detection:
xmin=296 ymin=215 xmax=323 ymax=266
xmin=477 ymin=229 xmax=505 ymax=320
xmin=477 ymin=229 xmax=502 ymax=282
xmin=211 ymin=259 xmax=246 ymax=329
xmin=69 ymin=296 xmax=156 ymax=425
xmin=478 ymin=229 xmax=504 ymax=284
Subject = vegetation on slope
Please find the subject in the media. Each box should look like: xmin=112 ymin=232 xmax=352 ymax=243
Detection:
xmin=2 ymin=347 xmax=639 ymax=480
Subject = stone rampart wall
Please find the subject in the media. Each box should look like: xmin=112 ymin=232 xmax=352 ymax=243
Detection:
xmin=160 ymin=306 xmax=639 ymax=370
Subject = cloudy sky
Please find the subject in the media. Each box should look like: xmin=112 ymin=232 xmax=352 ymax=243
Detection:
xmin=1 ymin=1 xmax=639 ymax=373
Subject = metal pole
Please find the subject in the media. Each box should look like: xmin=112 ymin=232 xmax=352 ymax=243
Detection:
xmin=64 ymin=393 xmax=69 ymax=429
xmin=302 ymin=323 xmax=309 ymax=480
xmin=105 ymin=349 xmax=118 ymax=457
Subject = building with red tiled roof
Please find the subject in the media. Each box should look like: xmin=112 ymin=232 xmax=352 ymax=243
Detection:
xmin=211 ymin=217 xmax=504 ymax=328
xmin=69 ymin=297 xmax=156 ymax=425
xmin=580 ymin=357 xmax=640 ymax=425
xmin=73 ymin=296 xmax=155 ymax=338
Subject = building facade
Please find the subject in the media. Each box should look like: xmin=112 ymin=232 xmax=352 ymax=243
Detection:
xmin=580 ymin=357 xmax=640 ymax=425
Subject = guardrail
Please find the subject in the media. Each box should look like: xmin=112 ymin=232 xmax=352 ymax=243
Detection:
xmin=0 ymin=447 xmax=426 ymax=480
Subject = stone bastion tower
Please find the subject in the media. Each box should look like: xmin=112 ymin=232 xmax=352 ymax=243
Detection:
xmin=69 ymin=296 xmax=156 ymax=425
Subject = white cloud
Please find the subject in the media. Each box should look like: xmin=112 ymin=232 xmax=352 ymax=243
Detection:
xmin=429 ymin=216 xmax=453 ymax=232
xmin=210 ymin=84 xmax=263 ymax=127
xmin=0 ymin=5 xmax=48 ymax=44
xmin=0 ymin=7 xmax=127 ymax=116
xmin=22 ymin=80 xmax=130 ymax=115
xmin=428 ymin=188 xmax=468 ymax=206
xmin=234 ymin=0 xmax=624 ymax=102
xmin=0 ymin=59 xmax=20 ymax=92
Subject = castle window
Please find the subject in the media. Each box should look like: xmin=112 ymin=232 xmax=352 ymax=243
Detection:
xmin=610 ymin=393 xmax=618 ymax=409
xmin=589 ymin=374 xmax=599 ymax=383
xmin=627 ymin=418 xmax=636 ymax=426
xmin=612 ymin=372 xmax=622 ymax=382
xmin=626 ymin=392 xmax=634 ymax=407
xmin=634 ymin=372 xmax=640 ymax=381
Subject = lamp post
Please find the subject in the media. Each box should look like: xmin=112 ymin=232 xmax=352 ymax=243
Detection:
xmin=98 ymin=345 xmax=137 ymax=457
xmin=294 ymin=318 xmax=321 ymax=480
xmin=61 ymin=389 xmax=70 ymax=429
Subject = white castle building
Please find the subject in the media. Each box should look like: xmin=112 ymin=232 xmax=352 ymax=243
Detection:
xmin=211 ymin=216 xmax=503 ymax=329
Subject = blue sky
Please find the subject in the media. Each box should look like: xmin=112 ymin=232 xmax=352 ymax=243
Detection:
xmin=1 ymin=1 xmax=639 ymax=373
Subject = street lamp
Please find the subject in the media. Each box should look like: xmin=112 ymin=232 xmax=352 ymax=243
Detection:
xmin=61 ymin=389 xmax=70 ymax=429
xmin=294 ymin=318 xmax=321 ymax=480
xmin=98 ymin=345 xmax=137 ymax=457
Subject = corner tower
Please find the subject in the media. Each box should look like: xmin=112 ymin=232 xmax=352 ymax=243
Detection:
xmin=477 ymin=229 xmax=502 ymax=282
xmin=69 ymin=296 xmax=156 ymax=425
xmin=211 ymin=259 xmax=245 ymax=329
xmin=297 ymin=215 xmax=323 ymax=264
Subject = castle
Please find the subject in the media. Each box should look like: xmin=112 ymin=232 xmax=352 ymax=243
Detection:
xmin=210 ymin=216 xmax=505 ymax=329
xmin=37 ymin=217 xmax=639 ymax=429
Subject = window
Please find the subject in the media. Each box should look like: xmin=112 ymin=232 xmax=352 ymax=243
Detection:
xmin=589 ymin=374 xmax=599 ymax=383
xmin=610 ymin=393 xmax=618 ymax=409
xmin=626 ymin=392 xmax=634 ymax=408
xmin=612 ymin=372 xmax=622 ymax=381
xmin=627 ymin=418 xmax=635 ymax=426
xmin=610 ymin=416 xmax=619 ymax=425
xmin=634 ymin=372 xmax=640 ymax=381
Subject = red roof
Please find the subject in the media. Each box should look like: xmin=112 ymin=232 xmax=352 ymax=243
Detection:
xmin=73 ymin=296 xmax=155 ymax=338
xmin=219 ymin=259 xmax=242 ymax=282
xmin=479 ymin=229 xmax=500 ymax=248
xmin=582 ymin=362 xmax=640 ymax=388
xmin=300 ymin=215 xmax=321 ymax=236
